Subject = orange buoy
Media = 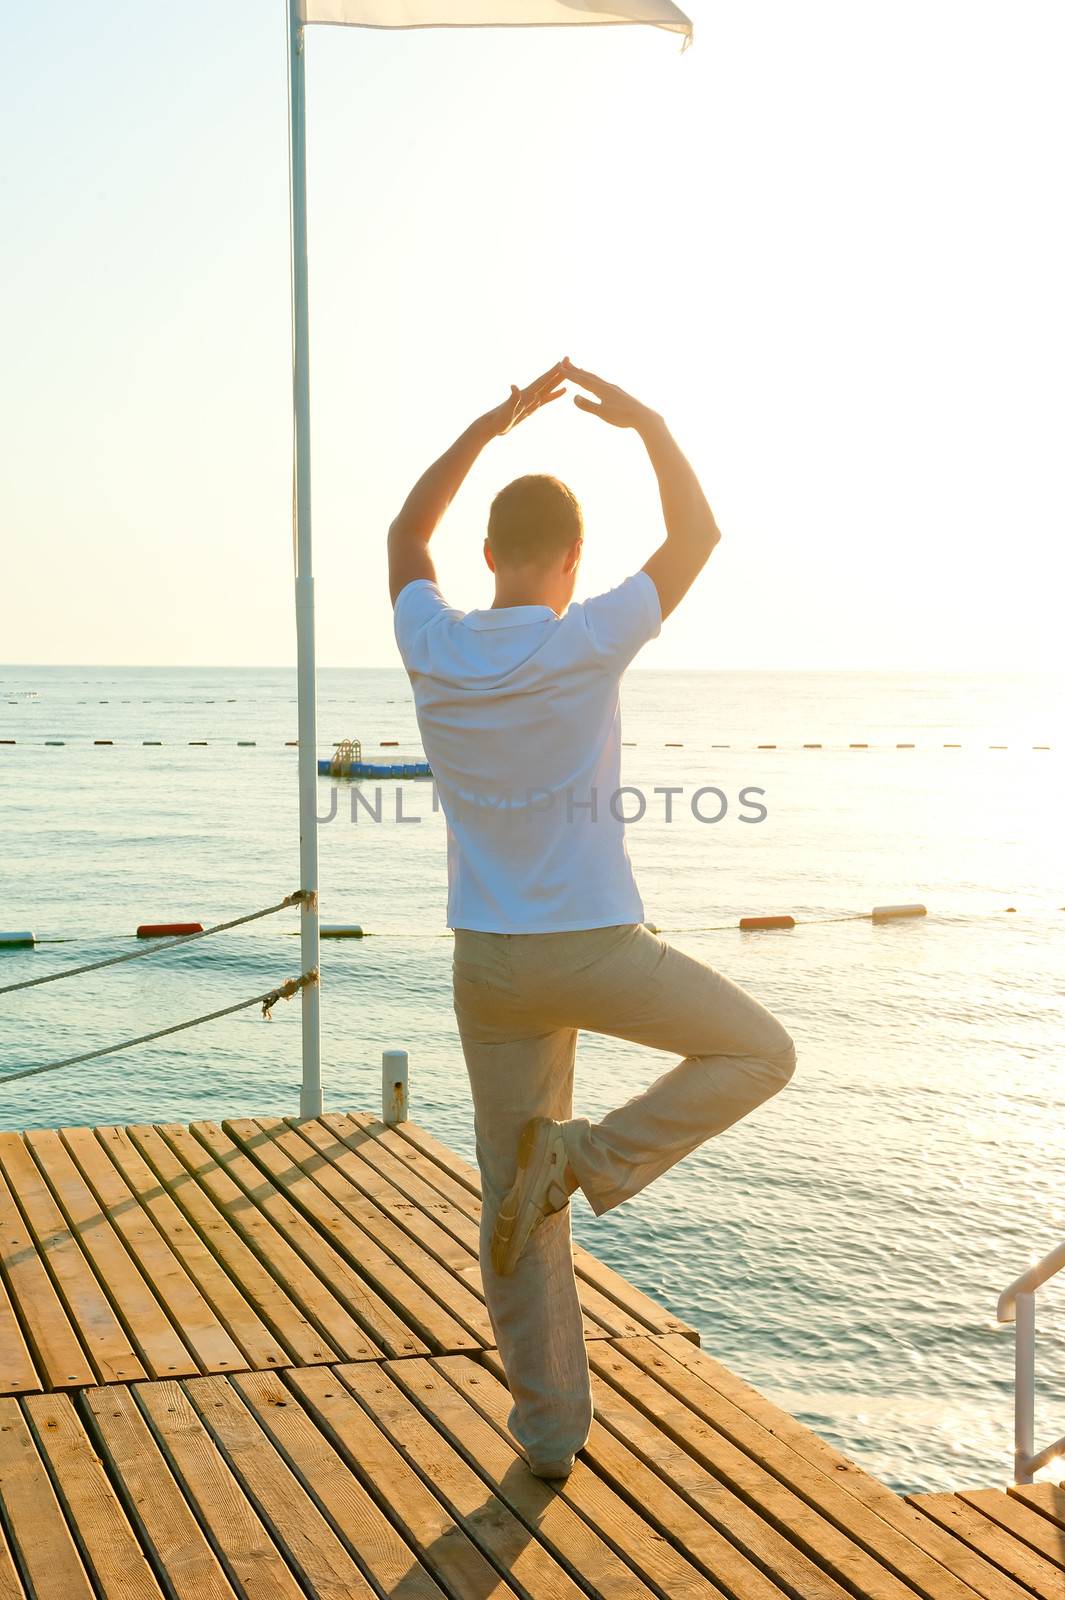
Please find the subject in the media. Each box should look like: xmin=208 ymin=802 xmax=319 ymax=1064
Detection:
xmin=381 ymin=741 xmax=399 ymax=747
xmin=136 ymin=922 xmax=204 ymax=939
xmin=739 ymin=915 xmax=796 ymax=931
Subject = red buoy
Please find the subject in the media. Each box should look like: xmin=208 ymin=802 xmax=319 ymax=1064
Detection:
xmin=136 ymin=922 xmax=204 ymax=939
xmin=739 ymin=915 xmax=796 ymax=931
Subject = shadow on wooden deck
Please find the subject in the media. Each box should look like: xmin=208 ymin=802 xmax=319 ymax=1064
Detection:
xmin=0 ymin=1112 xmax=1059 ymax=1597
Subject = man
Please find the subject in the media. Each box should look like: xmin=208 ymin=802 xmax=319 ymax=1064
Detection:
xmin=389 ymin=358 xmax=796 ymax=1482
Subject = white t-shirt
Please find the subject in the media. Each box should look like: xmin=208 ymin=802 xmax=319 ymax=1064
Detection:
xmin=393 ymin=571 xmax=662 ymax=933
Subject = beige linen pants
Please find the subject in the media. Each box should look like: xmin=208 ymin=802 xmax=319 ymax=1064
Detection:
xmin=452 ymin=920 xmax=797 ymax=1466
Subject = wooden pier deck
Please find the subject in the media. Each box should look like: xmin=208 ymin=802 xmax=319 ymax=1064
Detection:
xmin=0 ymin=1110 xmax=1058 ymax=1598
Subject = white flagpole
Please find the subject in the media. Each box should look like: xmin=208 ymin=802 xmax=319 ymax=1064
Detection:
xmin=286 ymin=0 xmax=322 ymax=1118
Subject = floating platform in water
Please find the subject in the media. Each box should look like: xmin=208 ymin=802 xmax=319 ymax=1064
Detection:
xmin=319 ymin=757 xmax=432 ymax=779
xmin=0 ymin=1108 xmax=1048 ymax=1597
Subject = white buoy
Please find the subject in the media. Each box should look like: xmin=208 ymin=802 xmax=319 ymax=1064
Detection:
xmin=382 ymin=1049 xmax=409 ymax=1125
xmin=0 ymin=931 xmax=35 ymax=948
xmin=871 ymin=904 xmax=927 ymax=922
xmin=320 ymin=924 xmax=364 ymax=939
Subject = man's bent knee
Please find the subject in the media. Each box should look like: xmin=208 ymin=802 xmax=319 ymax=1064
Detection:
xmin=768 ymin=1032 xmax=797 ymax=1088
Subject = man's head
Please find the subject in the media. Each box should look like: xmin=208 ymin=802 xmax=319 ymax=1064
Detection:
xmin=484 ymin=474 xmax=583 ymax=612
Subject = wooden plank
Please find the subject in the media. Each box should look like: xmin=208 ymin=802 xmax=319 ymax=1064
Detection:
xmin=24 ymin=1389 xmax=166 ymax=1598
xmin=437 ymin=1350 xmax=747 ymax=1599
xmin=909 ymin=1492 xmax=1064 ymax=1600
xmin=0 ymin=1164 xmax=47 ymax=1394
xmin=181 ymin=1375 xmax=380 ymax=1598
xmin=577 ymin=1347 xmax=857 ymax=1600
xmin=351 ymin=1112 xmax=701 ymax=1342
xmin=296 ymin=1361 xmax=578 ymax=1600
xmin=96 ymin=1124 xmax=288 ymax=1375
xmin=586 ymin=1340 xmax=933 ymax=1600
xmin=328 ymin=1112 xmax=670 ymax=1342
xmin=0 ymin=1395 xmax=95 ymax=1599
xmin=289 ymin=1115 xmax=483 ymax=1275
xmin=24 ymin=1129 xmax=196 ymax=1381
xmin=381 ymin=1354 xmax=659 ymax=1599
xmin=221 ymin=1116 xmax=484 ymax=1353
xmin=135 ymin=1378 xmax=306 ymax=1599
xmin=1008 ymin=1481 xmax=1065 ymax=1532
xmin=649 ymin=1333 xmax=1031 ymax=1600
xmin=160 ymin=1122 xmax=396 ymax=1363
xmin=126 ymin=1123 xmax=336 ymax=1369
xmin=84 ymin=1384 xmax=238 ymax=1600
xmin=61 ymin=1127 xmax=245 ymax=1377
xmin=0 ymin=1156 xmax=94 ymax=1392
xmin=0 ymin=1529 xmax=25 ymax=1600
xmin=957 ymin=1489 xmax=1065 ymax=1571
xmin=233 ymin=1368 xmax=450 ymax=1600
xmin=0 ymin=1132 xmax=144 ymax=1385
xmin=475 ymin=1346 xmax=790 ymax=1600
xmin=0 ymin=1284 xmax=37 ymax=1401
xmin=244 ymin=1116 xmax=493 ymax=1344
xmin=305 ymin=1114 xmax=608 ymax=1343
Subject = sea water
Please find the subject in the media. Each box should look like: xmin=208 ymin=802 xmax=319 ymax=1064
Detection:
xmin=1 ymin=664 xmax=1062 ymax=1495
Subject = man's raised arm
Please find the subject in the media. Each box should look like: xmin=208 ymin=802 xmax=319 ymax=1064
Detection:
xmin=388 ymin=362 xmax=567 ymax=606
xmin=561 ymin=358 xmax=720 ymax=621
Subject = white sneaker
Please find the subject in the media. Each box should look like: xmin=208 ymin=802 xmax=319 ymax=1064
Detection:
xmin=491 ymin=1116 xmax=575 ymax=1277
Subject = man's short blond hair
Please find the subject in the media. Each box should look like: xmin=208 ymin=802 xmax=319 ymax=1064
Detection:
xmin=486 ymin=474 xmax=583 ymax=568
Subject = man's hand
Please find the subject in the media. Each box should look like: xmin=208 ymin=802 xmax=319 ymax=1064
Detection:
xmin=562 ymin=359 xmax=661 ymax=432
xmin=389 ymin=361 xmax=567 ymax=606
xmin=482 ymin=361 xmax=567 ymax=438
xmin=562 ymin=357 xmax=719 ymax=623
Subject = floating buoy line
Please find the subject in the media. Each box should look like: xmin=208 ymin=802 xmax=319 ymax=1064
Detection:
xmin=0 ymin=739 xmax=1055 ymax=752
xmin=10 ymin=903 xmax=1065 ymax=953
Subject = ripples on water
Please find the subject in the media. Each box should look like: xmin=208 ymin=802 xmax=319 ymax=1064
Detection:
xmin=1 ymin=665 xmax=1062 ymax=1494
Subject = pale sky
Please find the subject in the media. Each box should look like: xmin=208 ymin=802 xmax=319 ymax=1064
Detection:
xmin=3 ymin=2 xmax=1063 ymax=671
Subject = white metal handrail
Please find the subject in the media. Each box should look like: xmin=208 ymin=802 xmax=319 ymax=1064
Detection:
xmin=997 ymin=1239 xmax=1065 ymax=1483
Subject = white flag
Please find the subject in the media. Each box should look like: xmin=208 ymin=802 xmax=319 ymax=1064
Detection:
xmin=299 ymin=1 xmax=693 ymax=51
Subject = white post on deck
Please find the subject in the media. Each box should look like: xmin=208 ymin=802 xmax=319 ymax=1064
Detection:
xmin=382 ymin=1050 xmax=409 ymax=1125
xmin=286 ymin=1 xmax=322 ymax=1118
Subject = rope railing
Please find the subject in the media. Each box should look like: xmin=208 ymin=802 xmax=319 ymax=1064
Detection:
xmin=0 ymin=971 xmax=319 ymax=1088
xmin=0 ymin=890 xmax=318 ymax=1090
xmin=0 ymin=891 xmax=313 ymax=996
